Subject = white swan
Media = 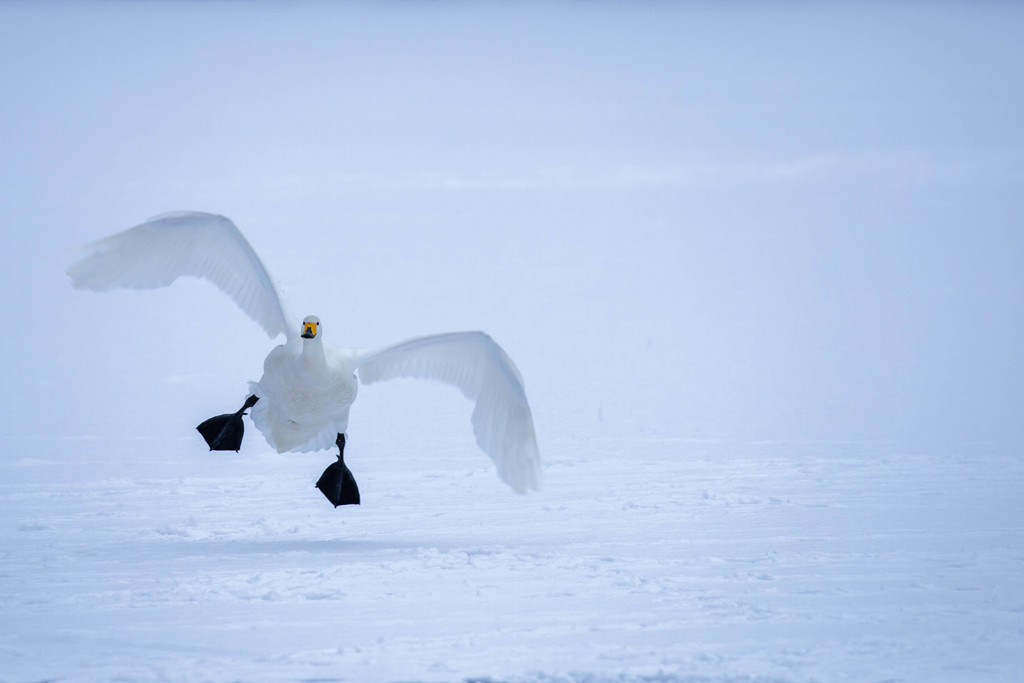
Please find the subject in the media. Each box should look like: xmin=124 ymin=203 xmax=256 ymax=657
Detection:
xmin=66 ymin=211 xmax=541 ymax=505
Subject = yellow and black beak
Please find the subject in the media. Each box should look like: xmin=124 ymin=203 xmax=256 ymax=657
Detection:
xmin=301 ymin=321 xmax=318 ymax=339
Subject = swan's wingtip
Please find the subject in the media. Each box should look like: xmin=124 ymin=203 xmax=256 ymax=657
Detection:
xmin=143 ymin=210 xmax=227 ymax=224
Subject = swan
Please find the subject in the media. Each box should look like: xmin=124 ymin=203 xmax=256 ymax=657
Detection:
xmin=65 ymin=211 xmax=541 ymax=506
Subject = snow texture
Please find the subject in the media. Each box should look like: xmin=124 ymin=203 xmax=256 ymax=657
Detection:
xmin=2 ymin=2 xmax=1024 ymax=682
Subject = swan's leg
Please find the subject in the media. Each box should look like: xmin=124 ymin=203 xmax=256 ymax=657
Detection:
xmin=196 ymin=395 xmax=259 ymax=452
xmin=316 ymin=433 xmax=361 ymax=507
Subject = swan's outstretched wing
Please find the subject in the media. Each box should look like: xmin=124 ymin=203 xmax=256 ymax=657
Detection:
xmin=66 ymin=211 xmax=295 ymax=340
xmin=356 ymin=332 xmax=541 ymax=493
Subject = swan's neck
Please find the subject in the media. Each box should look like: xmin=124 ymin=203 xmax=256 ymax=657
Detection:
xmin=300 ymin=338 xmax=326 ymax=368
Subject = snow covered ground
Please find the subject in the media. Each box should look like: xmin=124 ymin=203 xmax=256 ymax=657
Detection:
xmin=2 ymin=2 xmax=1023 ymax=681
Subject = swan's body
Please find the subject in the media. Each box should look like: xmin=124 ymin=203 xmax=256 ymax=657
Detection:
xmin=66 ymin=212 xmax=541 ymax=498
xmin=248 ymin=327 xmax=360 ymax=453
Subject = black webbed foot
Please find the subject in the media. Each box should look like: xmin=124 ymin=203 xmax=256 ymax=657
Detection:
xmin=316 ymin=433 xmax=360 ymax=507
xmin=196 ymin=413 xmax=244 ymax=451
xmin=196 ymin=395 xmax=259 ymax=452
xmin=316 ymin=460 xmax=361 ymax=507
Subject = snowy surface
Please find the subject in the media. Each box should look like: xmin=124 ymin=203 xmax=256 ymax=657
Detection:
xmin=2 ymin=2 xmax=1024 ymax=681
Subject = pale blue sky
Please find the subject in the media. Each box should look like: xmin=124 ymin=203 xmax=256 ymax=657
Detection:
xmin=1 ymin=1 xmax=1022 ymax=446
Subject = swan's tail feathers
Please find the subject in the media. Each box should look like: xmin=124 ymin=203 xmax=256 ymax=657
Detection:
xmin=196 ymin=395 xmax=259 ymax=452
xmin=316 ymin=460 xmax=361 ymax=507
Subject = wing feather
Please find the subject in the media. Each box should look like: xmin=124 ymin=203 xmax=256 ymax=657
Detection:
xmin=356 ymin=332 xmax=541 ymax=493
xmin=66 ymin=211 xmax=294 ymax=339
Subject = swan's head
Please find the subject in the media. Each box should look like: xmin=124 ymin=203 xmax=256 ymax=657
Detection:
xmin=300 ymin=315 xmax=321 ymax=340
